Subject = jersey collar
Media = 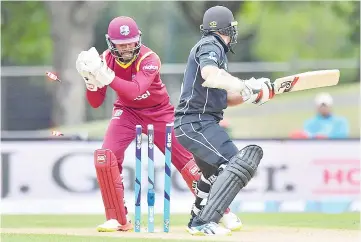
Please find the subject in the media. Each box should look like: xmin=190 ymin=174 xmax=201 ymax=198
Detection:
xmin=115 ymin=55 xmax=137 ymax=69
xmin=210 ymin=33 xmax=230 ymax=53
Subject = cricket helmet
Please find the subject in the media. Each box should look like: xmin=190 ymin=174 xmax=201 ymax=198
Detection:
xmin=105 ymin=16 xmax=142 ymax=64
xmin=200 ymin=6 xmax=238 ymax=50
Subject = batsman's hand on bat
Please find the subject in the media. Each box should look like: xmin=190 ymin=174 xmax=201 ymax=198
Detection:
xmin=200 ymin=66 xmax=275 ymax=105
xmin=241 ymin=77 xmax=275 ymax=105
xmin=76 ymin=47 xmax=105 ymax=91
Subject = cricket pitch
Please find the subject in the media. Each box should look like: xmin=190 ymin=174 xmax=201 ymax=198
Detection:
xmin=2 ymin=226 xmax=359 ymax=242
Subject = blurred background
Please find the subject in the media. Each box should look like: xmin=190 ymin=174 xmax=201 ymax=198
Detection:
xmin=1 ymin=1 xmax=360 ymax=215
xmin=1 ymin=0 xmax=360 ymax=138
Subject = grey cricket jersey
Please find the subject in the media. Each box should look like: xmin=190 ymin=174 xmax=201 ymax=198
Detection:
xmin=174 ymin=34 xmax=230 ymax=128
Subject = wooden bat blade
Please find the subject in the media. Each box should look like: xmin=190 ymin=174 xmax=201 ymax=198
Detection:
xmin=273 ymin=69 xmax=340 ymax=94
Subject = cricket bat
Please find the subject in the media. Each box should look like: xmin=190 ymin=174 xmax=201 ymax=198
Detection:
xmin=273 ymin=69 xmax=340 ymax=95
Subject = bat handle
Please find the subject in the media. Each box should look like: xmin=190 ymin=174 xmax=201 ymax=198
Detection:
xmin=270 ymin=83 xmax=276 ymax=99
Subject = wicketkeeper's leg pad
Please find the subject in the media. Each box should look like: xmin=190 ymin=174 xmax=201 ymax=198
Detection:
xmin=180 ymin=158 xmax=201 ymax=194
xmin=94 ymin=149 xmax=129 ymax=227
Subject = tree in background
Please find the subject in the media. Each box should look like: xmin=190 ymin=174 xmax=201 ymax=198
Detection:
xmin=239 ymin=1 xmax=359 ymax=62
xmin=237 ymin=1 xmax=360 ymax=82
xmin=1 ymin=2 xmax=52 ymax=65
xmin=329 ymin=1 xmax=360 ymax=81
xmin=1 ymin=1 xmax=359 ymax=130
xmin=2 ymin=1 xmax=108 ymax=126
xmin=178 ymin=1 xmax=256 ymax=61
xmin=45 ymin=2 xmax=107 ymax=126
xmin=178 ymin=1 xmax=243 ymax=32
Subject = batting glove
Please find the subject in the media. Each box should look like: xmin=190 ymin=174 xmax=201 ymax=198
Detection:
xmin=242 ymin=78 xmax=275 ymax=105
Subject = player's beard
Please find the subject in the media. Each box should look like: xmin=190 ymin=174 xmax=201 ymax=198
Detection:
xmin=121 ymin=51 xmax=133 ymax=61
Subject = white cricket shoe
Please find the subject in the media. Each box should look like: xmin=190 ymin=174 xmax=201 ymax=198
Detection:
xmin=220 ymin=212 xmax=243 ymax=231
xmin=186 ymin=221 xmax=231 ymax=236
xmin=97 ymin=217 xmax=133 ymax=232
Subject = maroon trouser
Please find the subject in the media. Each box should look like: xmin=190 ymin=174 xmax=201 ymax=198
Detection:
xmin=95 ymin=101 xmax=200 ymax=226
xmin=102 ymin=103 xmax=194 ymax=173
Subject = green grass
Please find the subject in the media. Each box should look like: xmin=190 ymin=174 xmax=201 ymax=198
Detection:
xmin=47 ymin=82 xmax=360 ymax=139
xmin=240 ymin=213 xmax=360 ymax=229
xmin=1 ymin=213 xmax=359 ymax=242
xmin=2 ymin=214 xmax=177 ymax=228
xmin=1 ymin=234 xmax=178 ymax=242
xmin=2 ymin=213 xmax=359 ymax=230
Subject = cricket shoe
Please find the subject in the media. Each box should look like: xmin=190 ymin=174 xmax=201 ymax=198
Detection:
xmin=186 ymin=221 xmax=231 ymax=236
xmin=190 ymin=205 xmax=242 ymax=232
xmin=220 ymin=210 xmax=243 ymax=231
xmin=96 ymin=216 xmax=133 ymax=232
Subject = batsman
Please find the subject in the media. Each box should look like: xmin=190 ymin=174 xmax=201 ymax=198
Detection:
xmin=75 ymin=16 xmax=241 ymax=232
xmin=174 ymin=6 xmax=274 ymax=236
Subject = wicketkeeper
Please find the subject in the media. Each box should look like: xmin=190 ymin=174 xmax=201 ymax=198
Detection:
xmin=75 ymin=16 xmax=202 ymax=232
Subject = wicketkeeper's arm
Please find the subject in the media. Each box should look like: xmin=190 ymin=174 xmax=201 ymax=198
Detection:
xmin=86 ymin=87 xmax=107 ymax=108
xmin=94 ymin=53 xmax=160 ymax=100
xmin=108 ymin=58 xmax=159 ymax=100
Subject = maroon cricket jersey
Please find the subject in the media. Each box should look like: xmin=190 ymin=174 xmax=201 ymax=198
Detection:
xmin=86 ymin=45 xmax=170 ymax=110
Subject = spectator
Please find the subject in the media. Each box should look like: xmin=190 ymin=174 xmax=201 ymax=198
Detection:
xmin=301 ymin=93 xmax=349 ymax=139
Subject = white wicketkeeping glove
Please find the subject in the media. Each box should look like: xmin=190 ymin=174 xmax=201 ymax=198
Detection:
xmin=242 ymin=77 xmax=274 ymax=105
xmin=78 ymin=47 xmax=116 ymax=86
xmin=92 ymin=53 xmax=115 ymax=86
xmin=79 ymin=47 xmax=102 ymax=73
xmin=76 ymin=47 xmax=105 ymax=91
xmin=82 ymin=71 xmax=103 ymax=92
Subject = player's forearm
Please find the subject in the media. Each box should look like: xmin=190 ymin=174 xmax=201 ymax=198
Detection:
xmin=109 ymin=76 xmax=150 ymax=100
xmin=201 ymin=65 xmax=236 ymax=82
xmin=86 ymin=86 xmax=107 ymax=108
xmin=201 ymin=65 xmax=245 ymax=92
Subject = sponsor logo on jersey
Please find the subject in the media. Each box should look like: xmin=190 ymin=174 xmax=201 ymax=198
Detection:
xmin=143 ymin=64 xmax=159 ymax=71
xmin=207 ymin=51 xmax=218 ymax=63
xmin=134 ymin=90 xmax=151 ymax=101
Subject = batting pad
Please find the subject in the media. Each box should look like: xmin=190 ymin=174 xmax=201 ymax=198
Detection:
xmin=197 ymin=145 xmax=263 ymax=223
xmin=94 ymin=149 xmax=128 ymax=225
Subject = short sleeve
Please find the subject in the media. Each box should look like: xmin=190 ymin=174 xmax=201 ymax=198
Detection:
xmin=196 ymin=42 xmax=223 ymax=69
xmin=137 ymin=52 xmax=161 ymax=76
